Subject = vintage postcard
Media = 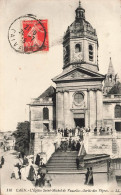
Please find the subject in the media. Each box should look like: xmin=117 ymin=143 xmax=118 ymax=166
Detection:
xmin=0 ymin=0 xmax=121 ymax=195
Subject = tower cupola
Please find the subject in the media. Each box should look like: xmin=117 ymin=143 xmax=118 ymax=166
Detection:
xmin=63 ymin=1 xmax=98 ymax=72
xmin=75 ymin=0 xmax=85 ymax=21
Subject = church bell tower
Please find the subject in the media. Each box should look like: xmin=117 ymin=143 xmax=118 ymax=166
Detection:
xmin=53 ymin=1 xmax=105 ymax=130
xmin=63 ymin=1 xmax=99 ymax=72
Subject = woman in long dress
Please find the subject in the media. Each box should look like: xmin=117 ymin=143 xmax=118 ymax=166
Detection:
xmin=88 ymin=167 xmax=94 ymax=185
xmin=78 ymin=140 xmax=86 ymax=157
xmin=78 ymin=140 xmax=86 ymax=168
xmin=21 ymin=165 xmax=27 ymax=181
xmin=84 ymin=168 xmax=90 ymax=184
xmin=26 ymin=158 xmax=37 ymax=180
xmin=12 ymin=166 xmax=19 ymax=179
xmin=28 ymin=165 xmax=35 ymax=181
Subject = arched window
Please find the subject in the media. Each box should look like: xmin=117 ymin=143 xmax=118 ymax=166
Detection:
xmin=109 ymin=74 xmax=112 ymax=82
xmin=89 ymin=44 xmax=93 ymax=61
xmin=115 ymin=105 xmax=121 ymax=118
xmin=75 ymin=44 xmax=81 ymax=53
xmin=74 ymin=92 xmax=84 ymax=104
xmin=43 ymin=107 xmax=49 ymax=120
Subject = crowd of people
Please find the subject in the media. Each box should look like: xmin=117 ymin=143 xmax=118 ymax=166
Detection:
xmin=57 ymin=126 xmax=90 ymax=138
xmin=11 ymin=152 xmax=52 ymax=188
xmin=59 ymin=137 xmax=86 ymax=154
xmin=57 ymin=126 xmax=114 ymax=138
xmin=94 ymin=126 xmax=113 ymax=134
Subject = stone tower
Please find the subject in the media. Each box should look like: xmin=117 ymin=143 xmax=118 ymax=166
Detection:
xmin=104 ymin=57 xmax=119 ymax=94
xmin=63 ymin=1 xmax=99 ymax=72
xmin=53 ymin=1 xmax=105 ymax=130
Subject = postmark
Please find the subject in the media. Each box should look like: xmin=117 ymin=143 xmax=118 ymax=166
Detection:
xmin=8 ymin=14 xmax=49 ymax=54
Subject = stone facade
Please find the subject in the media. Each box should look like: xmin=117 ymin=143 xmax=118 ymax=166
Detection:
xmin=53 ymin=68 xmax=104 ymax=130
xmin=29 ymin=86 xmax=56 ymax=134
xmin=103 ymin=94 xmax=121 ymax=130
xmin=28 ymin=2 xmax=121 ymax=155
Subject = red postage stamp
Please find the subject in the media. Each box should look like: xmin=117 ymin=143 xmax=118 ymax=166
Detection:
xmin=22 ymin=19 xmax=49 ymax=53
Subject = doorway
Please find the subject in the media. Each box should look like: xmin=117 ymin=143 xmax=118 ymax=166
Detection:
xmin=115 ymin=122 xmax=121 ymax=131
xmin=74 ymin=118 xmax=85 ymax=128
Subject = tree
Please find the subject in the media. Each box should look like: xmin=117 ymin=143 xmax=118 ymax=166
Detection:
xmin=108 ymin=82 xmax=121 ymax=95
xmin=13 ymin=121 xmax=30 ymax=155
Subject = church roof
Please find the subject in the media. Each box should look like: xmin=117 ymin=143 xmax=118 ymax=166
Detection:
xmin=107 ymin=57 xmax=115 ymax=76
xmin=63 ymin=2 xmax=97 ymax=43
xmin=52 ymin=65 xmax=105 ymax=83
xmin=38 ymin=86 xmax=56 ymax=99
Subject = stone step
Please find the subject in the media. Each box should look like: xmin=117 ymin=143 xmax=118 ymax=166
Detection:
xmin=47 ymin=163 xmax=76 ymax=167
xmin=46 ymin=151 xmax=110 ymax=173
xmin=50 ymin=157 xmax=77 ymax=161
xmin=47 ymin=166 xmax=77 ymax=169
xmin=49 ymin=156 xmax=109 ymax=162
xmin=53 ymin=151 xmax=77 ymax=155
xmin=52 ymin=153 xmax=78 ymax=156
xmin=46 ymin=167 xmax=78 ymax=170
xmin=48 ymin=170 xmax=82 ymax=173
xmin=48 ymin=160 xmax=76 ymax=163
xmin=48 ymin=157 xmax=109 ymax=165
xmin=52 ymin=155 xmax=77 ymax=158
xmin=48 ymin=160 xmax=76 ymax=164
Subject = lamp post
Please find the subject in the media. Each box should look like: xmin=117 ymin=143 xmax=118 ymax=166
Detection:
xmin=39 ymin=135 xmax=47 ymax=164
xmin=40 ymin=135 xmax=44 ymax=153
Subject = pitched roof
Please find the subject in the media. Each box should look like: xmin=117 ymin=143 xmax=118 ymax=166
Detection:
xmin=52 ymin=65 xmax=105 ymax=83
xmin=107 ymin=57 xmax=115 ymax=76
xmin=37 ymin=86 xmax=56 ymax=99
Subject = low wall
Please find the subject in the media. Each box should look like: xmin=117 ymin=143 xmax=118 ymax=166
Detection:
xmin=33 ymin=132 xmax=121 ymax=164
xmin=85 ymin=132 xmax=121 ymax=158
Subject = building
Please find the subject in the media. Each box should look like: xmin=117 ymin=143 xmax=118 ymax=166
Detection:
xmin=103 ymin=57 xmax=119 ymax=94
xmin=29 ymin=1 xmax=121 ymax=145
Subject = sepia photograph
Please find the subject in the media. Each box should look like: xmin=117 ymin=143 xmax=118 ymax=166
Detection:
xmin=0 ymin=0 xmax=121 ymax=194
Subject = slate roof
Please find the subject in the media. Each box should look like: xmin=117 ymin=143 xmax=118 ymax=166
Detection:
xmin=37 ymin=86 xmax=56 ymax=99
xmin=107 ymin=57 xmax=115 ymax=76
xmin=63 ymin=3 xmax=97 ymax=42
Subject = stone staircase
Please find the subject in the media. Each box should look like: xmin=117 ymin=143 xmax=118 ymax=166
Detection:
xmin=46 ymin=151 xmax=78 ymax=173
xmin=46 ymin=150 xmax=110 ymax=173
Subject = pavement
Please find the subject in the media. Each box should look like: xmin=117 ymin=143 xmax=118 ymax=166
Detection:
xmin=0 ymin=150 xmax=119 ymax=195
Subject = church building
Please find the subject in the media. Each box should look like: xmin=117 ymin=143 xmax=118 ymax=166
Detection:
xmin=29 ymin=1 xmax=121 ymax=141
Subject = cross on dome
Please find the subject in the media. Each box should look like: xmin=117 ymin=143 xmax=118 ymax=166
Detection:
xmin=75 ymin=0 xmax=85 ymax=20
xmin=79 ymin=0 xmax=81 ymax=7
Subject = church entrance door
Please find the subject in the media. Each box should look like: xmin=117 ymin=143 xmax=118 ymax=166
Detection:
xmin=74 ymin=118 xmax=85 ymax=128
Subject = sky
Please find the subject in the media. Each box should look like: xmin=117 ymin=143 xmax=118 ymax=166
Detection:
xmin=0 ymin=0 xmax=121 ymax=131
